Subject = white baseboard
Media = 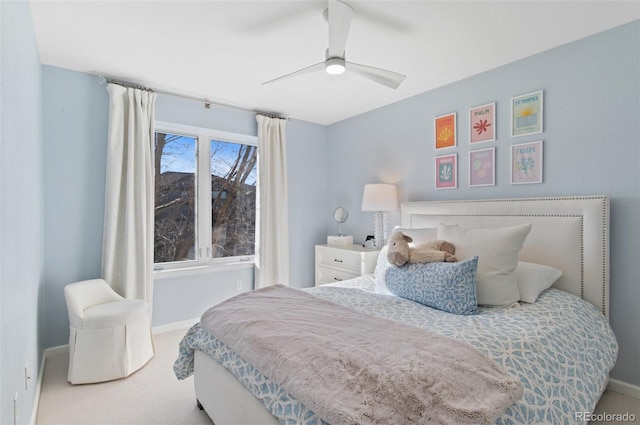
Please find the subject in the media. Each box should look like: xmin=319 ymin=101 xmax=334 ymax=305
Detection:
xmin=43 ymin=344 xmax=69 ymax=357
xmin=607 ymin=378 xmax=640 ymax=399
xmin=29 ymin=352 xmax=46 ymax=425
xmin=30 ymin=345 xmax=70 ymax=425
xmin=152 ymin=317 xmax=199 ymax=334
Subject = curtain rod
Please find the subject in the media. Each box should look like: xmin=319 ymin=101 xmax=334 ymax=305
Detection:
xmin=98 ymin=75 xmax=289 ymax=121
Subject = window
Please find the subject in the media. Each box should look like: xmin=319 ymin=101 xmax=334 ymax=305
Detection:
xmin=154 ymin=121 xmax=258 ymax=270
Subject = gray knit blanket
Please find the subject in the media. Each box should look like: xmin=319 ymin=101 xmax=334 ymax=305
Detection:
xmin=200 ymin=285 xmax=523 ymax=425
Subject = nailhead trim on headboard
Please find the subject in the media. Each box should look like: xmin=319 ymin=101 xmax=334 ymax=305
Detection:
xmin=601 ymin=198 xmax=608 ymax=316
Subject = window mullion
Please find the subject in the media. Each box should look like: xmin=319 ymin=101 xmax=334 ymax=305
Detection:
xmin=197 ymin=131 xmax=212 ymax=264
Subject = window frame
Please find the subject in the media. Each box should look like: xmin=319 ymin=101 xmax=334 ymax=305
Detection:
xmin=153 ymin=120 xmax=258 ymax=274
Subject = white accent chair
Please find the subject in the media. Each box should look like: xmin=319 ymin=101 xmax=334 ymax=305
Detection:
xmin=64 ymin=279 xmax=155 ymax=384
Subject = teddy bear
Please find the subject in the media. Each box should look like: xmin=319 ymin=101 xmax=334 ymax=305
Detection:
xmin=387 ymin=231 xmax=457 ymax=267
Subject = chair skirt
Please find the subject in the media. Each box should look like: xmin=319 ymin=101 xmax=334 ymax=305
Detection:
xmin=68 ymin=309 xmax=155 ymax=384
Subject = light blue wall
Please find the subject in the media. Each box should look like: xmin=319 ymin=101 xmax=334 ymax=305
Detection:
xmin=286 ymin=119 xmax=329 ymax=286
xmin=326 ymin=21 xmax=640 ymax=386
xmin=42 ymin=67 xmax=109 ymax=350
xmin=0 ymin=1 xmax=44 ymax=423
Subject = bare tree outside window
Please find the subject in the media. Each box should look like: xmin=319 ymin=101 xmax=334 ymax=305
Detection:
xmin=153 ymin=130 xmax=257 ymax=265
xmin=154 ymin=132 xmax=197 ymax=263
xmin=210 ymin=140 xmax=257 ymax=258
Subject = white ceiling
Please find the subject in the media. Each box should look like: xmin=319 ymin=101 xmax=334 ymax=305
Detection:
xmin=30 ymin=1 xmax=639 ymax=125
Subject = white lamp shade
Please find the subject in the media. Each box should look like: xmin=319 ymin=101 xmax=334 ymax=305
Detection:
xmin=361 ymin=184 xmax=398 ymax=212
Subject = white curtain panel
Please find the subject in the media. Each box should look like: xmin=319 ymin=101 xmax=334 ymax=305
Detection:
xmin=255 ymin=115 xmax=290 ymax=288
xmin=102 ymin=84 xmax=156 ymax=307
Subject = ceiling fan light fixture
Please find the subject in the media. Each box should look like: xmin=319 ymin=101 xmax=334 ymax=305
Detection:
xmin=262 ymin=1 xmax=405 ymax=89
xmin=325 ymin=57 xmax=346 ymax=75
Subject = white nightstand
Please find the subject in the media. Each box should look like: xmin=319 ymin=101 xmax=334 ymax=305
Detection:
xmin=315 ymin=244 xmax=380 ymax=286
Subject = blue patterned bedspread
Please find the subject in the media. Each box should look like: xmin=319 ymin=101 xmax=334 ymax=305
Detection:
xmin=174 ymin=276 xmax=617 ymax=425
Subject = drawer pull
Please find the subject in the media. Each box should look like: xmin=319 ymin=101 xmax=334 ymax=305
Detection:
xmin=334 ymin=277 xmax=343 ymax=281
xmin=334 ymin=258 xmax=343 ymax=263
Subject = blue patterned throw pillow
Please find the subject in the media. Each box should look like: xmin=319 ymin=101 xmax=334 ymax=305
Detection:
xmin=383 ymin=257 xmax=479 ymax=315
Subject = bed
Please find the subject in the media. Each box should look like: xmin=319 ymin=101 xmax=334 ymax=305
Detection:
xmin=174 ymin=196 xmax=618 ymax=425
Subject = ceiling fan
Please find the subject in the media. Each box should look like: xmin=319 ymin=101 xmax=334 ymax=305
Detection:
xmin=262 ymin=0 xmax=406 ymax=89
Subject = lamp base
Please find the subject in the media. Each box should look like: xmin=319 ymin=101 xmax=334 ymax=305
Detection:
xmin=372 ymin=211 xmax=390 ymax=248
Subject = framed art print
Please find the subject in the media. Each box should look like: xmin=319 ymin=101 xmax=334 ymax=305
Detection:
xmin=435 ymin=112 xmax=456 ymax=149
xmin=435 ymin=153 xmax=457 ymax=189
xmin=511 ymin=90 xmax=543 ymax=137
xmin=469 ymin=147 xmax=495 ymax=187
xmin=469 ymin=102 xmax=495 ymax=143
xmin=511 ymin=141 xmax=543 ymax=184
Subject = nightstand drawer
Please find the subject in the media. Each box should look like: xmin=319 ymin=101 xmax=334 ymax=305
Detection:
xmin=316 ymin=266 xmax=359 ymax=285
xmin=316 ymin=247 xmax=361 ymax=273
xmin=314 ymin=244 xmax=380 ymax=286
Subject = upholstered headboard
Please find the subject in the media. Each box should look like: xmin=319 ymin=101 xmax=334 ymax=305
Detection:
xmin=400 ymin=196 xmax=609 ymax=317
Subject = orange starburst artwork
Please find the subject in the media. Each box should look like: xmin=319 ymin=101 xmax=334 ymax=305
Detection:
xmin=435 ymin=113 xmax=456 ymax=149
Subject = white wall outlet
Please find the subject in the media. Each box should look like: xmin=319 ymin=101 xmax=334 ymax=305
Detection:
xmin=236 ymin=280 xmax=243 ymax=291
xmin=24 ymin=363 xmax=30 ymax=391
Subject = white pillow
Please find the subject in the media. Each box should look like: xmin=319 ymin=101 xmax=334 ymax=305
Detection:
xmin=437 ymin=223 xmax=532 ymax=307
xmin=391 ymin=226 xmax=437 ymax=246
xmin=516 ymin=261 xmax=562 ymax=303
xmin=374 ymin=245 xmax=391 ymax=293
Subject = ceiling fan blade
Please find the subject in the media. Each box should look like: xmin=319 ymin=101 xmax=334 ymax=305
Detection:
xmin=328 ymin=0 xmax=353 ymax=58
xmin=346 ymin=61 xmax=406 ymax=89
xmin=262 ymin=62 xmax=325 ymax=85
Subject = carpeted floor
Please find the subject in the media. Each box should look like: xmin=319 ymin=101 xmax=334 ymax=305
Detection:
xmin=36 ymin=328 xmax=638 ymax=425
xmin=36 ymin=329 xmax=213 ymax=425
